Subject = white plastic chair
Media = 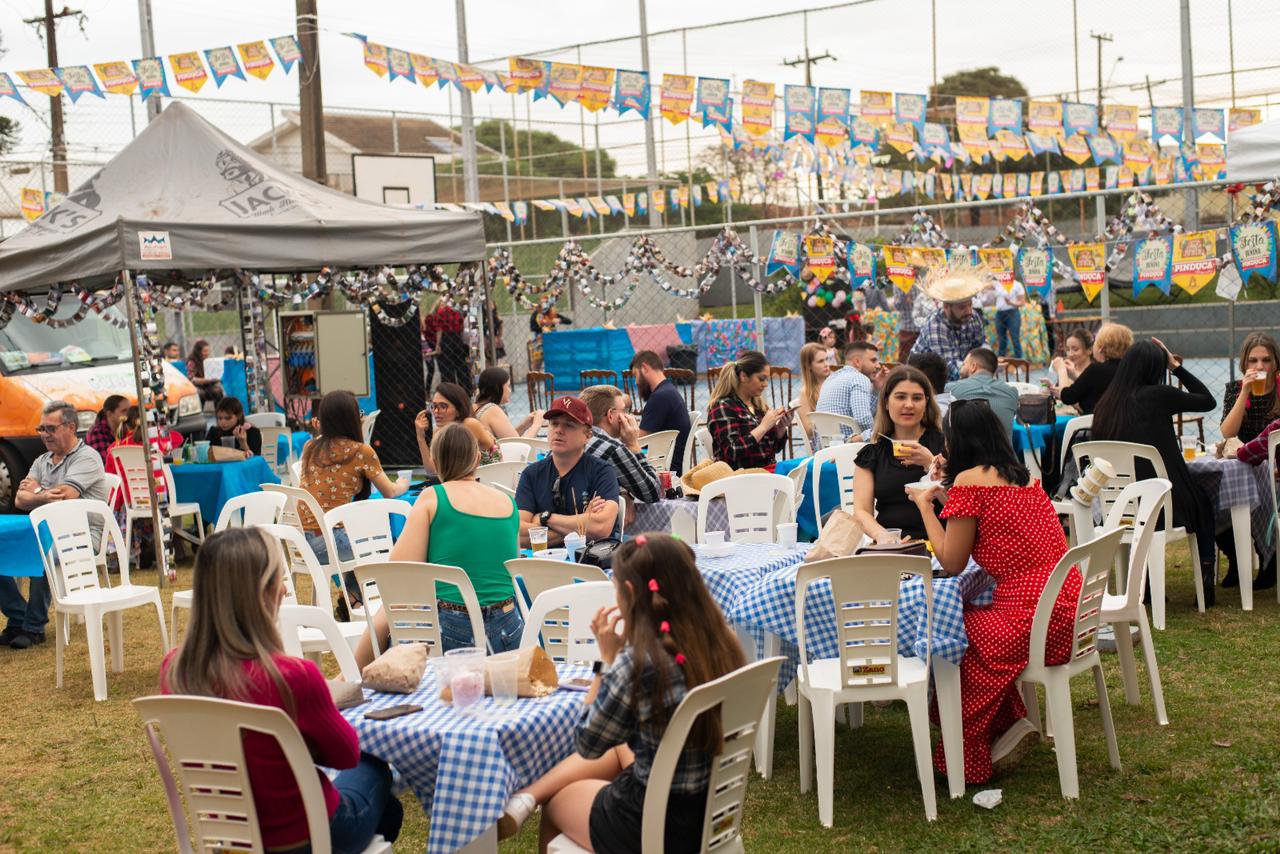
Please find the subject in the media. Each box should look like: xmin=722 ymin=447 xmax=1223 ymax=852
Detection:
xmin=261 ymin=523 xmax=367 ymax=655
xmin=324 ymin=499 xmax=412 ymax=618
xmin=30 ymin=499 xmax=169 ymax=702
xmin=1059 ymin=414 xmax=1093 ymax=473
xmin=277 ymin=604 xmax=363 ymax=683
xmin=476 ymin=461 xmax=527 ymax=493
xmin=1017 ymin=527 xmax=1126 ymax=799
xmin=245 ymin=412 xmax=287 ymax=429
xmin=518 ymin=581 xmax=616 ymax=663
xmin=498 ymin=441 xmax=531 ymax=463
xmin=680 ymin=421 xmax=699 ymax=474
xmin=102 ymin=472 xmax=122 ymax=509
xmin=504 ymin=557 xmax=609 ymax=617
xmin=361 ymin=409 xmax=380 ymax=444
xmin=546 ymin=657 xmax=783 ymax=854
xmin=637 ymin=429 xmax=680 ymax=472
xmin=260 ymin=483 xmax=340 ymax=578
xmin=696 ymin=473 xmax=795 ymax=544
xmin=787 ymin=458 xmax=811 ymax=505
xmin=112 ymin=445 xmax=197 ymax=560
xmin=694 ymin=426 xmax=715 ymax=463
xmin=134 ymin=695 xmax=393 ymax=854
xmin=808 ymin=442 xmax=867 ymax=533
xmin=500 ymin=435 xmax=550 ymax=457
xmin=354 ymin=560 xmax=487 ymax=657
xmin=1073 ymin=440 xmax=1201 ymax=629
xmin=258 ymin=425 xmax=292 ymax=481
xmin=290 ymin=459 xmax=303 ymax=484
xmin=795 ymin=554 xmax=937 ymax=824
xmin=1096 ymin=479 xmax=1172 ymax=726
xmin=808 ymin=412 xmax=864 ymax=451
xmin=161 ymin=463 xmax=205 ymax=547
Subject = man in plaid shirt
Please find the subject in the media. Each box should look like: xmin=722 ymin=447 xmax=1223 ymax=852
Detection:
xmin=580 ymin=385 xmax=661 ymax=504
xmin=913 ymin=296 xmax=986 ymax=383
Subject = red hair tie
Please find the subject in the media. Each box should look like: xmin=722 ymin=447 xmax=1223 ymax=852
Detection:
xmin=648 ymin=579 xmax=659 ymax=592
xmin=634 ymin=535 xmax=648 ymax=547
xmin=659 ymin=621 xmax=670 ymax=634
xmin=674 ymin=653 xmax=687 ymax=666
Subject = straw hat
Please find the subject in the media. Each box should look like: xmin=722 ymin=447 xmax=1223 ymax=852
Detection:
xmin=680 ymin=459 xmax=769 ymax=495
xmin=920 ymin=258 xmax=995 ymax=304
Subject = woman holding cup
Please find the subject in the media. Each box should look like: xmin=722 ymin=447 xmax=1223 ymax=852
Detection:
xmin=1220 ymin=332 xmax=1280 ymax=444
xmin=852 ymin=366 xmax=945 ymax=544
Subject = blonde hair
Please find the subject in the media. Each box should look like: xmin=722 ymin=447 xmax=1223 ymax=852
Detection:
xmin=870 ymin=366 xmax=942 ymax=441
xmin=163 ymin=528 xmax=293 ymax=714
xmin=432 ymin=422 xmax=481 ymax=483
xmin=799 ymin=342 xmax=827 ymax=410
xmin=709 ymin=350 xmax=768 ymax=413
xmin=1093 ymin=323 xmax=1134 ymax=361
xmin=580 ymin=384 xmax=622 ymax=426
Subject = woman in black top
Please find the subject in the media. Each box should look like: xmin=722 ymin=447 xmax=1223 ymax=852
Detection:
xmin=1091 ymin=339 xmax=1221 ymax=604
xmin=205 ymin=397 xmax=263 ymax=457
xmin=853 ymin=366 xmax=945 ymax=543
xmin=1220 ymin=332 xmax=1280 ymax=444
xmin=1056 ymin=322 xmax=1132 ymax=414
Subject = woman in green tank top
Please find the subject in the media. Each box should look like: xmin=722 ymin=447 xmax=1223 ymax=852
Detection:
xmin=355 ymin=423 xmax=523 ymax=669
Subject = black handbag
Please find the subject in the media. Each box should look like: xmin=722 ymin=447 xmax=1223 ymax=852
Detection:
xmin=576 ymin=538 xmax=622 ymax=570
xmin=1017 ymin=391 xmax=1055 ymax=425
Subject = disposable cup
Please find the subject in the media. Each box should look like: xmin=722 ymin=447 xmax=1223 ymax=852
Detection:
xmin=1181 ymin=436 xmax=1198 ymax=461
xmin=488 ymin=654 xmax=520 ymax=706
xmin=446 ymin=647 xmax=486 ymax=713
xmin=563 ymin=531 xmax=584 ymax=562
xmin=194 ymin=441 xmax=210 ymax=464
xmin=877 ymin=528 xmax=903 ymax=545
xmin=704 ymin=530 xmax=726 ymax=548
xmin=220 ymin=437 xmax=237 ymax=449
xmin=529 ymin=526 xmax=549 ymax=553
xmin=777 ymin=522 xmax=798 ymax=549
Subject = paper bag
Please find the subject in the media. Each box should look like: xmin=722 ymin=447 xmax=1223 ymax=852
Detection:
xmin=805 ymin=509 xmax=864 ymax=562
xmin=361 ymin=642 xmax=429 ymax=693
xmin=209 ymin=445 xmax=247 ymax=462
xmin=327 ymin=679 xmax=367 ymax=710
xmin=438 ymin=646 xmax=560 ymax=702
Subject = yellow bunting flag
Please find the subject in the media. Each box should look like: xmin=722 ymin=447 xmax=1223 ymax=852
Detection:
xmin=940 ymin=173 xmax=953 ymax=200
xmin=1154 ymin=157 xmax=1173 ymax=185
xmin=1196 ymin=144 xmax=1226 ymax=180
xmin=531 ymin=199 xmax=557 ymax=212
xmin=169 ymin=51 xmax=208 ymax=92
xmin=652 ymin=190 xmax=666 ymax=212
xmin=996 ymin=130 xmax=1028 ymax=161
xmin=955 ymin=96 xmax=989 ymax=131
xmin=1123 ymin=139 xmax=1152 ymax=175
xmin=660 ymin=74 xmax=695 ymax=124
xmin=1229 ymin=107 xmax=1261 ymax=133
xmin=20 ymin=187 xmax=45 ymax=221
xmin=93 ymin=61 xmax=137 ymax=95
xmin=1002 ymin=173 xmax=1017 ymax=198
xmin=1119 ymin=165 xmax=1135 ymax=188
xmin=409 ymin=53 xmax=437 ymax=87
xmin=578 ymin=67 xmax=614 ymax=112
xmin=1085 ymin=167 xmax=1101 ymax=192
xmin=562 ymin=198 xmax=583 ymax=217
xmin=911 ymin=247 xmax=947 ymax=269
xmin=885 ymin=122 xmax=915 ymax=155
xmin=1030 ymin=171 xmax=1045 ymax=196
xmin=236 ymin=41 xmax=275 ymax=80
xmin=588 ymin=197 xmax=611 ymax=216
xmin=1028 ymin=99 xmax=1064 ymax=138
xmin=974 ymin=173 xmax=993 ymax=200
xmin=456 ymin=64 xmax=484 ymax=92
xmin=548 ymin=63 xmax=583 ymax=104
xmin=1061 ymin=134 xmax=1091 ymax=165
xmin=1068 ymin=243 xmax=1107 ymax=303
xmin=1172 ymin=230 xmax=1218 ymax=295
xmin=622 ymin=194 xmax=635 ymax=216
xmin=883 ymin=245 xmax=917 ymax=293
xmin=805 ymin=235 xmax=836 ymax=283
xmin=978 ymin=247 xmax=1016 ymax=291
xmin=362 ymin=42 xmax=389 ymax=77
xmin=704 ymin=181 xmax=719 ymax=203
xmin=958 ymin=125 xmax=989 ymax=161
xmin=506 ymin=58 xmax=544 ymax=91
xmin=1103 ymin=104 xmax=1140 ymax=140
xmin=959 ymin=174 xmax=973 ymax=197
xmin=16 ymin=69 xmax=62 ymax=96
xmin=859 ymin=90 xmax=893 ymax=128
xmin=741 ymin=80 xmax=774 ymax=137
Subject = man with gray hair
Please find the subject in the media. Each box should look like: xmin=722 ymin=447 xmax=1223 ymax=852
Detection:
xmin=1 ymin=400 xmax=108 ymax=650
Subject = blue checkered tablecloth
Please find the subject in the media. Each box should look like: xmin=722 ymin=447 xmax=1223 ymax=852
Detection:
xmin=344 ymin=661 xmax=591 ymax=854
xmin=1188 ymin=455 xmax=1277 ymax=563
xmin=729 ymin=558 xmax=995 ymax=666
xmin=631 ymin=497 xmax=729 ymax=539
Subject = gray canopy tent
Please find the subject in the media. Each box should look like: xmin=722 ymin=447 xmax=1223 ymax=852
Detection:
xmin=0 ymin=101 xmax=486 ymax=580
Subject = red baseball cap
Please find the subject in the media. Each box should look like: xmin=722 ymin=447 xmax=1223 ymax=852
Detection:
xmin=544 ymin=395 xmax=593 ymax=426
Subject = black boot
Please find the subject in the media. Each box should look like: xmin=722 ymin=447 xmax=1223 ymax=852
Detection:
xmin=1255 ymin=556 xmax=1277 ymax=591
xmin=1201 ymin=562 xmax=1217 ymax=608
xmin=1216 ymin=531 xmax=1239 ymax=587
xmin=1221 ymin=566 xmax=1239 ymax=588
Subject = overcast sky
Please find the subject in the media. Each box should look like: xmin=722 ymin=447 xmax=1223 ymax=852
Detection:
xmin=0 ymin=0 xmax=1274 ymax=174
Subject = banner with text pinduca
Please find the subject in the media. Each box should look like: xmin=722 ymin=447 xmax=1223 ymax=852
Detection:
xmin=237 ymin=41 xmax=275 ymax=80
xmin=20 ymin=187 xmax=44 ymax=221
xmin=804 ymin=235 xmax=836 ymax=283
xmin=977 ymin=247 xmax=1016 ymax=291
xmin=883 ymin=245 xmax=917 ymax=293
xmin=860 ymin=90 xmax=893 ymax=128
xmin=169 ymin=51 xmax=208 ymax=93
xmin=848 ymin=241 xmax=877 ymax=288
xmin=1132 ymin=236 xmax=1173 ymax=298
xmin=660 ymin=74 xmax=695 ymax=125
xmin=955 ymin=95 xmax=988 ymax=134
xmin=611 ymin=69 xmax=649 ymax=117
xmin=508 ymin=57 xmax=546 ymax=91
xmin=578 ymin=67 xmax=614 ymax=112
xmin=1231 ymin=220 xmax=1278 ymax=286
xmin=1171 ymin=230 xmax=1219 ymax=295
xmin=1103 ymin=104 xmax=1140 ymax=140
xmin=1017 ymin=247 xmax=1053 ymax=298
xmin=1228 ymin=108 xmax=1261 ymax=133
xmin=549 ymin=63 xmax=584 ymax=106
xmin=784 ymin=84 xmax=816 ymax=143
xmin=740 ymin=80 xmax=774 ymax=137
xmin=815 ymin=88 xmax=850 ymax=149
xmin=1068 ymin=243 xmax=1107 ymax=303
xmin=1027 ymin=100 xmax=1063 ymax=138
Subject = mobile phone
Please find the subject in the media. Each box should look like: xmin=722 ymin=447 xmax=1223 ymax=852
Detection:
xmin=364 ymin=704 xmax=423 ymax=720
xmin=562 ymin=677 xmax=594 ymax=691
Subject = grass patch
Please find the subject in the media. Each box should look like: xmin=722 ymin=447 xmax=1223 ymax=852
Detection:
xmin=1 ymin=545 xmax=1277 ymax=852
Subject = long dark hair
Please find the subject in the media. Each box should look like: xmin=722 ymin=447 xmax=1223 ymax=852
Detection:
xmin=870 ymin=365 xmax=943 ymax=440
xmin=434 ymin=382 xmax=473 ymax=420
xmin=302 ymin=390 xmax=364 ymax=471
xmin=941 ymin=399 xmax=1029 ymax=487
xmin=1091 ymin=340 xmax=1169 ymax=441
xmin=610 ymin=534 xmax=746 ymax=754
xmin=215 ymin=396 xmax=245 ymax=425
xmin=96 ymin=394 xmax=127 ymax=424
xmin=187 ymin=339 xmax=210 ymax=375
xmin=475 ymin=367 xmax=510 ymax=408
xmin=709 ymin=350 xmax=768 ymax=410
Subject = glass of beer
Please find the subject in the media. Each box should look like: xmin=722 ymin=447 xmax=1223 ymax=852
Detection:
xmin=1181 ymin=436 xmax=1198 ymax=461
xmin=528 ymin=526 xmax=549 ymax=553
xmin=1250 ymin=371 xmax=1268 ymax=397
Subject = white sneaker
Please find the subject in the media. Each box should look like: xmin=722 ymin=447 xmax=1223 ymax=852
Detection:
xmin=991 ymin=718 xmax=1039 ymax=776
xmin=497 ymin=792 xmax=537 ymax=840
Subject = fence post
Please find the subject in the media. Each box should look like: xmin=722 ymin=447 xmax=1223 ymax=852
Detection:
xmin=1095 ymin=194 xmax=1110 ymax=321
xmin=750 ymin=225 xmax=764 ymax=351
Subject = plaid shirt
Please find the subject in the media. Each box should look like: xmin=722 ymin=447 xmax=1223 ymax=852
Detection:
xmin=912 ymin=308 xmax=986 ymax=383
xmin=707 ymin=395 xmax=787 ymax=470
xmin=586 ymin=427 xmax=661 ymax=504
xmin=84 ymin=418 xmax=115 ymax=462
xmin=1237 ymin=416 xmax=1280 ymax=473
xmin=577 ymin=646 xmax=708 ymax=794
xmin=814 ymin=366 xmax=876 ymax=435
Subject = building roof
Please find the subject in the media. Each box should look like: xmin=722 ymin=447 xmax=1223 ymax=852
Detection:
xmin=251 ymin=110 xmax=500 ymax=158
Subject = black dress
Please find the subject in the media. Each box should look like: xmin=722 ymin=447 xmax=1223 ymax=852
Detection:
xmin=1094 ymin=365 xmax=1216 ymax=564
xmin=854 ymin=429 xmax=945 ymax=541
xmin=205 ymin=424 xmax=263 ymax=457
xmin=1060 ymin=358 xmax=1121 ymax=414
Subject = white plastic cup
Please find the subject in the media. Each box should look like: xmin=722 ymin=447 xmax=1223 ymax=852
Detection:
xmin=446 ymin=647 xmax=486 ymax=713
xmin=528 ymin=526 xmax=549 ymax=553
xmin=704 ymin=530 xmax=726 ymax=548
xmin=220 ymin=437 xmax=237 ymax=449
xmin=488 ymin=654 xmax=520 ymax=707
xmin=1181 ymin=436 xmax=1198 ymax=461
xmin=777 ymin=522 xmax=798 ymax=549
xmin=398 ymin=468 xmax=414 ymax=482
xmin=563 ymin=531 xmax=584 ymax=562
xmin=194 ymin=440 xmax=210 ymax=463
xmin=877 ymin=528 xmax=903 ymax=545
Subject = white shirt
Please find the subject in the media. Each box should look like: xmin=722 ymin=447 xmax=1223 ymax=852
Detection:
xmin=989 ymin=281 xmax=1025 ymax=312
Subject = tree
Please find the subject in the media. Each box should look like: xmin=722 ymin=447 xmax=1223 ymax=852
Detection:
xmin=473 ymin=119 xmax=615 ymax=179
xmin=928 ymin=67 xmax=1029 ymax=123
xmin=0 ymin=33 xmax=19 ymax=154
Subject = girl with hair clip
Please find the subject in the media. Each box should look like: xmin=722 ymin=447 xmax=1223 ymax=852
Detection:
xmin=496 ymin=533 xmax=746 ymax=853
xmin=160 ymin=528 xmax=403 ymax=853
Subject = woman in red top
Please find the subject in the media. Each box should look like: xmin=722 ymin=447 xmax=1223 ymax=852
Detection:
xmin=908 ymin=399 xmax=1078 ymax=784
xmin=159 ymin=528 xmax=402 ymax=853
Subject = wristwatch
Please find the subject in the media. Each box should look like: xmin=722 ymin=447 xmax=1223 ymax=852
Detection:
xmin=592 ymin=660 xmax=604 ymax=675
xmin=539 ymin=510 xmax=552 ymax=527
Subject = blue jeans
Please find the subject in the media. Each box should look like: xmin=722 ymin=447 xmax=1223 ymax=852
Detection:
xmin=995 ymin=308 xmax=1022 ymax=358
xmin=306 ymin=530 xmax=359 ymax=603
xmin=0 ymin=575 xmax=50 ymax=634
xmin=440 ymin=601 xmax=524 ymax=653
xmin=278 ymin=753 xmax=403 ymax=854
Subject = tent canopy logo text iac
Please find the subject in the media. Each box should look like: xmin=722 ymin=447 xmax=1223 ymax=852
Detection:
xmin=216 ymin=149 xmax=296 ymax=219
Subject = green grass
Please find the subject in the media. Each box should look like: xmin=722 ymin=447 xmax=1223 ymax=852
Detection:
xmin=1 ymin=545 xmax=1277 ymax=852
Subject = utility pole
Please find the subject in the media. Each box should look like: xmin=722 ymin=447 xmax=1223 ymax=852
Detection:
xmin=295 ymin=0 xmax=326 ymax=184
xmin=24 ymin=1 xmax=82 ymax=194
xmin=1178 ymin=0 xmax=1198 ymax=230
xmin=930 ymin=0 xmax=938 ymax=94
xmin=1072 ymin=0 xmax=1080 ymax=100
xmin=136 ymin=0 xmax=159 ymax=123
xmin=637 ymin=0 xmax=660 ymax=227
xmin=455 ymin=0 xmax=480 ymax=204
xmin=1089 ymin=32 xmax=1112 ymax=109
xmin=1227 ymin=0 xmax=1236 ymax=106
xmin=783 ymin=10 xmax=834 ymax=200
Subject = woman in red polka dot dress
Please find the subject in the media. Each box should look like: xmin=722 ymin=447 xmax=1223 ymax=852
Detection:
xmin=908 ymin=399 xmax=1078 ymax=784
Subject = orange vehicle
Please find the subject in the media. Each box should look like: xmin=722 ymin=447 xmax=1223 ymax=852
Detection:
xmin=0 ymin=305 xmax=202 ymax=509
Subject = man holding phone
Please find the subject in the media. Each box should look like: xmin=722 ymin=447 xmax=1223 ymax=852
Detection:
xmin=815 ymin=341 xmax=887 ymax=440
xmin=2 ymin=400 xmax=108 ymax=650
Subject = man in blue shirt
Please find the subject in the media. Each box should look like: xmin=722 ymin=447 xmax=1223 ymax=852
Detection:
xmin=949 ymin=347 xmax=1020 ymax=436
xmin=815 ymin=341 xmax=886 ymax=438
xmin=631 ymin=350 xmax=692 ymax=474
xmin=515 ymin=396 xmax=621 ymax=546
